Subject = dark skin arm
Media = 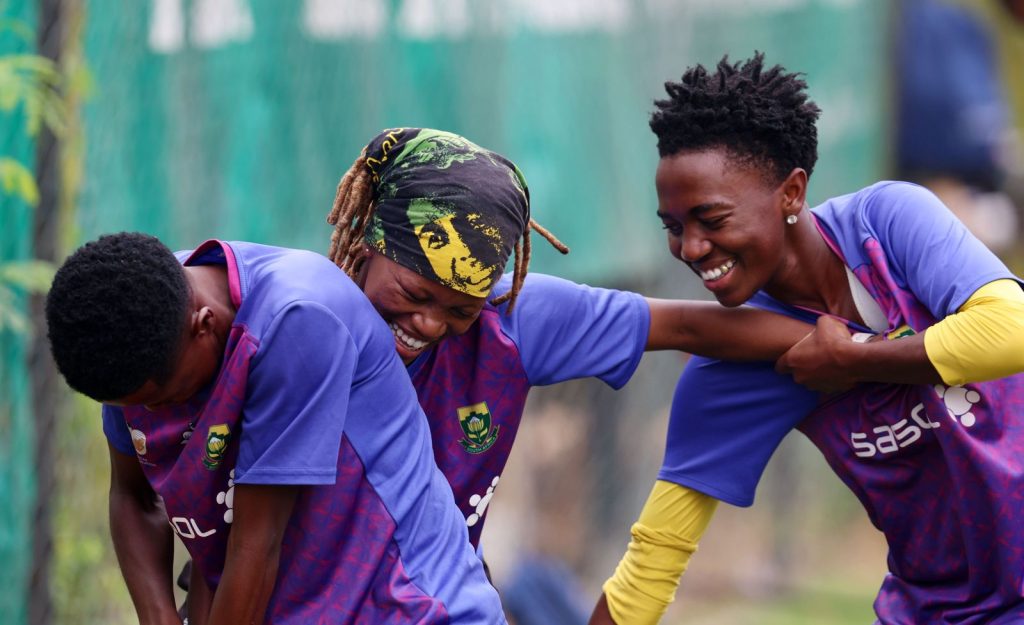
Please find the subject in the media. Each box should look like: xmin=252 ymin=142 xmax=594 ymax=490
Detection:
xmin=588 ymin=594 xmax=615 ymax=625
xmin=776 ymin=315 xmax=942 ymax=392
xmin=645 ymin=298 xmax=813 ymax=359
xmin=586 ymin=302 xmax=817 ymax=625
xmin=186 ymin=560 xmax=213 ymax=625
xmin=201 ymin=484 xmax=299 ymax=625
xmin=107 ymin=443 xmax=181 ymax=625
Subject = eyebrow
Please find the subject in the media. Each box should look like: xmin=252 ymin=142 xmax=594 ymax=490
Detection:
xmin=656 ymin=202 xmax=729 ymax=220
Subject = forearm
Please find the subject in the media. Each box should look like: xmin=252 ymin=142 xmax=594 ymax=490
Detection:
xmin=186 ymin=561 xmax=213 ymax=625
xmin=109 ymin=491 xmax=180 ymax=625
xmin=836 ymin=279 xmax=1024 ymax=386
xmin=206 ymin=484 xmax=298 ymax=625
xmin=834 ymin=333 xmax=942 ymax=385
xmin=206 ymin=539 xmax=283 ymax=625
xmin=645 ymin=299 xmax=811 ymax=360
xmin=595 ymin=481 xmax=718 ymax=625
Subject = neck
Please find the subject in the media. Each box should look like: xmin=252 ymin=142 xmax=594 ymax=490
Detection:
xmin=185 ymin=264 xmax=236 ymax=331
xmin=762 ymin=209 xmax=857 ymax=319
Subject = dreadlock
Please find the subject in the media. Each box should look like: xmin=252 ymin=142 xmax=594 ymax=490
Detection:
xmin=326 ymin=153 xmax=568 ymax=314
xmin=650 ymin=51 xmax=821 ymax=184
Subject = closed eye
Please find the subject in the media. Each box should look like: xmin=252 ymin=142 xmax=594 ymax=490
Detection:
xmin=399 ymin=285 xmax=430 ymax=304
xmin=661 ymin=222 xmax=683 ymax=236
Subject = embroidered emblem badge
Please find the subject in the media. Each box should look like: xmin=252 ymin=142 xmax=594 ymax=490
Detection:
xmin=203 ymin=424 xmax=232 ymax=470
xmin=457 ymin=402 xmax=499 ymax=454
xmin=887 ymin=324 xmax=916 ymax=340
xmin=130 ymin=428 xmax=147 ymax=456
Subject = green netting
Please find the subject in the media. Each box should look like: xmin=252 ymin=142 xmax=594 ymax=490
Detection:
xmin=0 ymin=0 xmax=37 ymax=622
xmin=79 ymin=0 xmax=887 ymax=283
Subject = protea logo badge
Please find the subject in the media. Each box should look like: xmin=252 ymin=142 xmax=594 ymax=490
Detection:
xmin=203 ymin=424 xmax=232 ymax=470
xmin=457 ymin=402 xmax=499 ymax=454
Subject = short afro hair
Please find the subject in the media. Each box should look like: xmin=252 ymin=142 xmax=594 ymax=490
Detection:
xmin=45 ymin=232 xmax=190 ymax=401
xmin=650 ymin=51 xmax=821 ymax=184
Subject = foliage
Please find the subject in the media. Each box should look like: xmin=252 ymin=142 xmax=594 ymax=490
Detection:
xmin=0 ymin=14 xmax=65 ymax=331
xmin=0 ymin=259 xmax=54 ymax=333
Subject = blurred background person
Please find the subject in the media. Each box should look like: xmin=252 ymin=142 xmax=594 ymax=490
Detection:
xmin=895 ymin=0 xmax=1024 ymax=253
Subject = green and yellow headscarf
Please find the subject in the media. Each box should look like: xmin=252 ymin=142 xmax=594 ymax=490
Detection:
xmin=362 ymin=128 xmax=530 ymax=298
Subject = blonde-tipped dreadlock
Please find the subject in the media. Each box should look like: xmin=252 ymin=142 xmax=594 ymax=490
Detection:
xmin=326 ymin=152 xmax=568 ymax=314
xmin=326 ymin=149 xmax=375 ymax=277
xmin=488 ymin=217 xmax=568 ymax=314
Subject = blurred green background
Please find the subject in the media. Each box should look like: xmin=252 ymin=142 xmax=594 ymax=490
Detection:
xmin=2 ymin=1 xmax=1022 ymax=624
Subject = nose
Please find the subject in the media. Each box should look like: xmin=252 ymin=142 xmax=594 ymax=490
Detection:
xmin=680 ymin=228 xmax=712 ymax=263
xmin=411 ymin=308 xmax=447 ymax=341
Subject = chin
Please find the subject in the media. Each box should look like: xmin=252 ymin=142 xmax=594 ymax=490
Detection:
xmin=712 ymin=288 xmax=753 ymax=308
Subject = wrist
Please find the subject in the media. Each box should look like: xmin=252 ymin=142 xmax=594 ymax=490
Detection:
xmin=835 ymin=337 xmax=867 ymax=385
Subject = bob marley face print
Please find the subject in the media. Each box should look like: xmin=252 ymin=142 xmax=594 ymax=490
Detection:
xmin=362 ymin=128 xmax=530 ymax=298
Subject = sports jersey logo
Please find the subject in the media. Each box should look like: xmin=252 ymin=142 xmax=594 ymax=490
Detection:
xmin=130 ymin=428 xmax=147 ymax=455
xmin=203 ymin=424 xmax=232 ymax=470
xmin=887 ymin=324 xmax=916 ymax=340
xmin=457 ymin=402 xmax=499 ymax=454
xmin=466 ymin=476 xmax=499 ymax=527
xmin=851 ymin=403 xmax=940 ymax=458
xmin=933 ymin=384 xmax=981 ymax=427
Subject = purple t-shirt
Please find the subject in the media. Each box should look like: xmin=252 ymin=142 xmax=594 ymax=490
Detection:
xmin=408 ymin=273 xmax=649 ymax=547
xmin=103 ymin=241 xmax=504 ymax=624
xmin=660 ymin=182 xmax=1024 ymax=623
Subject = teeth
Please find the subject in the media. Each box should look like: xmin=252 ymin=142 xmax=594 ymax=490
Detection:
xmin=699 ymin=259 xmax=736 ymax=282
xmin=389 ymin=323 xmax=428 ymax=351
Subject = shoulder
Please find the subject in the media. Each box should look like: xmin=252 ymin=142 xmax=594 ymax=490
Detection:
xmin=491 ymin=272 xmax=643 ymax=316
xmin=231 ymin=244 xmax=385 ymax=346
xmin=812 ymin=181 xmax=948 ymax=236
xmin=234 ymin=244 xmax=368 ymax=317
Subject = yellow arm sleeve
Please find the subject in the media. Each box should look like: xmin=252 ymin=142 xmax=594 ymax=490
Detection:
xmin=924 ymin=279 xmax=1024 ymax=386
xmin=602 ymin=480 xmax=719 ymax=625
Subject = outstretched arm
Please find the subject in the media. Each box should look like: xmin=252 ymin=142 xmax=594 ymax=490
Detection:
xmin=777 ymin=279 xmax=1024 ymax=391
xmin=589 ymin=481 xmax=719 ymax=625
xmin=107 ymin=443 xmax=181 ymax=625
xmin=203 ymin=484 xmax=299 ymax=625
xmin=645 ymin=298 xmax=812 ymax=360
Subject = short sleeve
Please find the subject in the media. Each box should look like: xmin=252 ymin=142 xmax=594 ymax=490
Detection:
xmin=867 ymin=183 xmax=1018 ymax=316
xmin=234 ymin=301 xmax=359 ymax=486
xmin=658 ymin=357 xmax=820 ymax=507
xmin=494 ymin=273 xmax=649 ymax=389
xmin=102 ymin=404 xmax=134 ymax=456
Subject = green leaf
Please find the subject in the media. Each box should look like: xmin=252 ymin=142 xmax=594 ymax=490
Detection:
xmin=0 ymin=260 xmax=56 ymax=293
xmin=0 ymin=157 xmax=39 ymax=205
xmin=0 ymin=54 xmax=66 ymax=136
xmin=0 ymin=284 xmax=29 ymax=334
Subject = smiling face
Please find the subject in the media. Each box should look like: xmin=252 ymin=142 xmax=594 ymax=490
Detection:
xmin=655 ymin=147 xmax=803 ymax=307
xmin=358 ymin=251 xmax=488 ymax=363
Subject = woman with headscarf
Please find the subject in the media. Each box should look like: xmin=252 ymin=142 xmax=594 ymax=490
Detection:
xmin=325 ymin=127 xmax=814 ymax=552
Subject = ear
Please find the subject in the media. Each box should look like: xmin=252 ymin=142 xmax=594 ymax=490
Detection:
xmin=191 ymin=306 xmax=216 ymax=337
xmin=353 ymin=246 xmax=374 ymax=286
xmin=778 ymin=167 xmax=809 ymax=216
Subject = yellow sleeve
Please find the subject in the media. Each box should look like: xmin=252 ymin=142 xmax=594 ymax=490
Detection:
xmin=602 ymin=480 xmax=719 ymax=625
xmin=924 ymin=279 xmax=1024 ymax=386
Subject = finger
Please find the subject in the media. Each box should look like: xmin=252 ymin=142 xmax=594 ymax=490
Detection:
xmin=774 ymin=354 xmax=792 ymax=374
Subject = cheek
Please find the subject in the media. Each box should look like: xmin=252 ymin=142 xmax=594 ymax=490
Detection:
xmin=666 ymin=234 xmax=683 ymax=260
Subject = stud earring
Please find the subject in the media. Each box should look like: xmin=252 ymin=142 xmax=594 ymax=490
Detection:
xmin=786 ymin=214 xmax=798 ymax=225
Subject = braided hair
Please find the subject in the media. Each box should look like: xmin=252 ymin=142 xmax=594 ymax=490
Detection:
xmin=326 ymin=149 xmax=568 ymax=314
xmin=651 ymin=51 xmax=821 ymax=184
